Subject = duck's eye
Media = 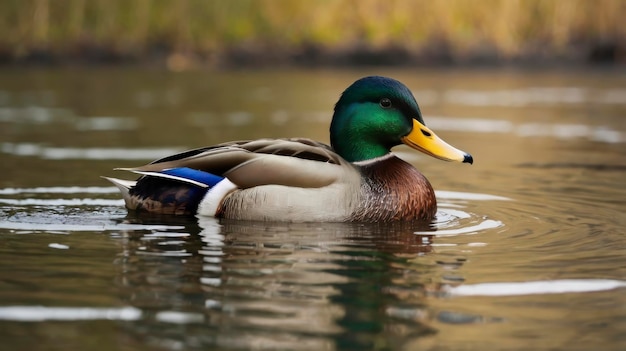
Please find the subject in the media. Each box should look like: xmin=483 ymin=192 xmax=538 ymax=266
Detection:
xmin=379 ymin=98 xmax=392 ymax=108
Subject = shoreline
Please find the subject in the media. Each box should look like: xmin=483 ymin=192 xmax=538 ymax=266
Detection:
xmin=2 ymin=41 xmax=623 ymax=70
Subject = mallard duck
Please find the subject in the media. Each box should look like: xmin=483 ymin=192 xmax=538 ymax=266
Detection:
xmin=104 ymin=76 xmax=472 ymax=222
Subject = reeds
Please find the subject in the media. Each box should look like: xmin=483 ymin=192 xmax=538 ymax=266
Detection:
xmin=1 ymin=0 xmax=623 ymax=65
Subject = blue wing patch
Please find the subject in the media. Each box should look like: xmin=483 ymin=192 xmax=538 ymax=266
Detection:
xmin=158 ymin=167 xmax=224 ymax=188
xmin=124 ymin=167 xmax=224 ymax=188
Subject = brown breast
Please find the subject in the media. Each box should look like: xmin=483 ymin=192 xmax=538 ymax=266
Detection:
xmin=351 ymin=156 xmax=436 ymax=222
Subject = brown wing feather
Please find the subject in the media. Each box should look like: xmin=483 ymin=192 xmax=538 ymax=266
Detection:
xmin=119 ymin=138 xmax=350 ymax=189
xmin=231 ymin=138 xmax=341 ymax=164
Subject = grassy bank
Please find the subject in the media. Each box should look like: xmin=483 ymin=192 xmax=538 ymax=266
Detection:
xmin=1 ymin=0 xmax=624 ymax=68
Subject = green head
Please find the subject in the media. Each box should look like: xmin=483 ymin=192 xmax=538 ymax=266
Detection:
xmin=330 ymin=76 xmax=472 ymax=164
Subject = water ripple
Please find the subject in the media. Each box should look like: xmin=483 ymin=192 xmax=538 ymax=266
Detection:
xmin=0 ymin=221 xmax=184 ymax=232
xmin=0 ymin=186 xmax=119 ymax=195
xmin=0 ymin=198 xmax=124 ymax=206
xmin=0 ymin=306 xmax=142 ymax=322
xmin=1 ymin=142 xmax=182 ymax=160
xmin=418 ymin=219 xmax=503 ymax=236
xmin=448 ymin=279 xmax=626 ymax=296
xmin=427 ymin=117 xmax=625 ymax=143
xmin=440 ymin=87 xmax=626 ymax=106
xmin=415 ymin=190 xmax=509 ymax=236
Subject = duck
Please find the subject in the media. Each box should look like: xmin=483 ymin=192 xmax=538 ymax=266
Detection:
xmin=104 ymin=76 xmax=472 ymax=222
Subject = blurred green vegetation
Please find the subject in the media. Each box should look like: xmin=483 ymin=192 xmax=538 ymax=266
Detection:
xmin=0 ymin=0 xmax=624 ymax=67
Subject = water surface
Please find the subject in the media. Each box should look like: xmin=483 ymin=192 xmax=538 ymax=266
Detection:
xmin=0 ymin=68 xmax=625 ymax=350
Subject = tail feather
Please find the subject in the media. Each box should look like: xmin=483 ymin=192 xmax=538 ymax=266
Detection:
xmin=102 ymin=176 xmax=136 ymax=208
xmin=104 ymin=167 xmax=225 ymax=215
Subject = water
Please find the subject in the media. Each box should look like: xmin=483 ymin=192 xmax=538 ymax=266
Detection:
xmin=0 ymin=67 xmax=625 ymax=350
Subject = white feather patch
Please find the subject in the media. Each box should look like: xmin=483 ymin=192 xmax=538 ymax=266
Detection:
xmin=197 ymin=179 xmax=238 ymax=217
xmin=352 ymin=153 xmax=394 ymax=166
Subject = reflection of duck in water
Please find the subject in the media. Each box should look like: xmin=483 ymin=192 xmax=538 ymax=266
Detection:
xmin=195 ymin=219 xmax=439 ymax=348
xmin=197 ymin=217 xmax=435 ymax=255
xmin=115 ymin=217 xmax=438 ymax=349
xmin=105 ymin=76 xmax=472 ymax=222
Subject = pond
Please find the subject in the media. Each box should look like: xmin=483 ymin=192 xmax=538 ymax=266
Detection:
xmin=0 ymin=67 xmax=625 ymax=350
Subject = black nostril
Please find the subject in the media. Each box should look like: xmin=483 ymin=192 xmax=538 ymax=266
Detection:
xmin=421 ymin=129 xmax=431 ymax=137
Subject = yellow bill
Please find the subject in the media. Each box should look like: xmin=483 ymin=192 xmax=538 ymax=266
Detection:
xmin=401 ymin=119 xmax=473 ymax=164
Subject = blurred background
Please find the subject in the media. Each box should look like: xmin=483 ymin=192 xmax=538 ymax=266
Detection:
xmin=1 ymin=0 xmax=624 ymax=69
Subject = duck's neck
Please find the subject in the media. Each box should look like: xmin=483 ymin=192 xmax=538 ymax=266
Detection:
xmin=354 ymin=155 xmax=437 ymax=221
xmin=332 ymin=139 xmax=391 ymax=163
